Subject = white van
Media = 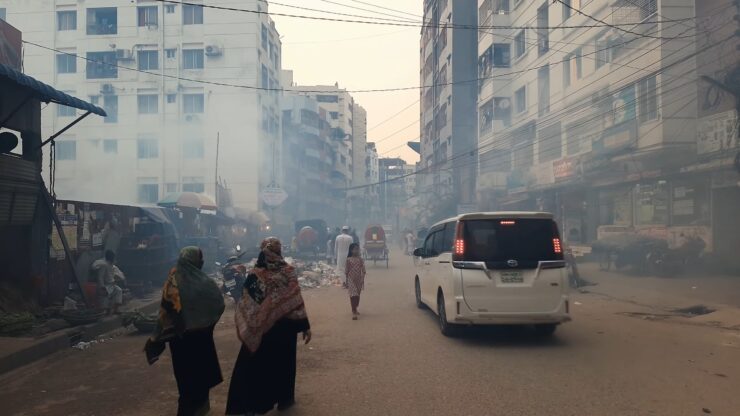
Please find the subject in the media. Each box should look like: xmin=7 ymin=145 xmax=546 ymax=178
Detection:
xmin=413 ymin=212 xmax=570 ymax=336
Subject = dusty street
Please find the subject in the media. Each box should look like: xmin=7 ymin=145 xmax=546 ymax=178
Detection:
xmin=1 ymin=253 xmax=739 ymax=416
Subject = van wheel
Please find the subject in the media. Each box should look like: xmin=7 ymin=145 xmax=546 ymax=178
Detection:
xmin=534 ymin=324 xmax=557 ymax=337
xmin=414 ymin=278 xmax=425 ymax=309
xmin=437 ymin=292 xmax=459 ymax=337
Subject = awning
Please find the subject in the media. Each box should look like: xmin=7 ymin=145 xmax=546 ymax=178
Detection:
xmin=0 ymin=64 xmax=107 ymax=117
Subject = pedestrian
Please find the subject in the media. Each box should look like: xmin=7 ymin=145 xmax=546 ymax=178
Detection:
xmin=226 ymin=237 xmax=311 ymax=415
xmin=326 ymin=237 xmax=334 ymax=265
xmin=334 ymin=226 xmax=354 ymax=285
xmin=90 ymin=250 xmax=125 ymax=315
xmin=144 ymin=247 xmax=225 ymax=416
xmin=406 ymin=231 xmax=416 ymax=256
xmin=345 ymin=243 xmax=366 ymax=320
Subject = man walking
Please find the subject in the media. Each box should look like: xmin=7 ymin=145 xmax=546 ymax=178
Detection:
xmin=334 ymin=226 xmax=354 ymax=285
xmin=91 ymin=250 xmax=125 ymax=315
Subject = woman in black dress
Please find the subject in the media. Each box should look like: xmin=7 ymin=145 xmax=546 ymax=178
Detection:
xmin=226 ymin=237 xmax=312 ymax=415
xmin=145 ymin=246 xmax=225 ymax=416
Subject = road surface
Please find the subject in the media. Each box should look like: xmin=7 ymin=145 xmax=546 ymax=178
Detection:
xmin=1 ymin=252 xmax=739 ymax=415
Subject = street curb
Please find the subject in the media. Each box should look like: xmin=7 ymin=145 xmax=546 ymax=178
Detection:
xmin=0 ymin=298 xmax=160 ymax=376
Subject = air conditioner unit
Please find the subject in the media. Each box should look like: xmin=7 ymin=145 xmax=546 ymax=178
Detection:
xmin=205 ymin=45 xmax=223 ymax=57
xmin=101 ymin=84 xmax=115 ymax=94
xmin=116 ymin=49 xmax=133 ymax=60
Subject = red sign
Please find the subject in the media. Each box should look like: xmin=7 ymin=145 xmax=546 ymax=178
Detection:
xmin=553 ymin=157 xmax=576 ymax=180
xmin=0 ymin=19 xmax=22 ymax=70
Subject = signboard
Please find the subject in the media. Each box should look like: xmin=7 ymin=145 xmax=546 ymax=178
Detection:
xmin=553 ymin=157 xmax=576 ymax=180
xmin=0 ymin=19 xmax=22 ymax=70
xmin=260 ymin=187 xmax=288 ymax=207
xmin=697 ymin=110 xmax=737 ymax=155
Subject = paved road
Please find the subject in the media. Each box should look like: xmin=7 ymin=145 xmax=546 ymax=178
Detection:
xmin=2 ymin=253 xmax=739 ymax=416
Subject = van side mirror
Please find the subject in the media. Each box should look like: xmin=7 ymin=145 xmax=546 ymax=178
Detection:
xmin=413 ymin=248 xmax=424 ymax=257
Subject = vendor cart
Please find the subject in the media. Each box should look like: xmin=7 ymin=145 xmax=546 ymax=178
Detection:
xmin=363 ymin=225 xmax=389 ymax=268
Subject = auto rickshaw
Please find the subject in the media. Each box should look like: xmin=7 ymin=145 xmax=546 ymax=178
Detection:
xmin=363 ymin=225 xmax=389 ymax=268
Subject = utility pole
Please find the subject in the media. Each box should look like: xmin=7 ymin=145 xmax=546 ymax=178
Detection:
xmin=214 ymin=132 xmax=220 ymax=203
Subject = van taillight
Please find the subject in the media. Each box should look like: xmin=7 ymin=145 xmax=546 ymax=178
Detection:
xmin=453 ymin=222 xmax=465 ymax=259
xmin=455 ymin=239 xmax=465 ymax=255
xmin=500 ymin=220 xmax=516 ymax=225
xmin=553 ymin=238 xmax=562 ymax=254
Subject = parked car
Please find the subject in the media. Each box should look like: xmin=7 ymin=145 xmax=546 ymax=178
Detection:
xmin=413 ymin=212 xmax=571 ymax=337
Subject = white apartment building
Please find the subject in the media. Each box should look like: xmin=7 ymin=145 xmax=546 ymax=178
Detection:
xmin=1 ymin=0 xmax=283 ymax=212
xmin=288 ymin=84 xmax=355 ymax=190
xmin=419 ymin=0 xmax=478 ymax=224
xmin=352 ymin=103 xmax=367 ymax=186
xmin=476 ymin=0 xmax=698 ymax=244
xmin=365 ymin=142 xmax=380 ymax=185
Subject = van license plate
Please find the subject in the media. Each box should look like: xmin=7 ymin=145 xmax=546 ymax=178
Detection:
xmin=500 ymin=271 xmax=523 ymax=283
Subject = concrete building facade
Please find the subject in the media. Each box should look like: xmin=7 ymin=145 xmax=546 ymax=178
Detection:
xmin=419 ymin=0 xmax=478 ymax=225
xmin=1 ymin=0 xmax=283 ymax=213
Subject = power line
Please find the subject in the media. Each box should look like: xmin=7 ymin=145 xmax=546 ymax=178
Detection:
xmin=346 ymin=0 xmax=422 ymax=19
xmin=367 ymin=99 xmax=419 ymax=132
xmin=152 ymin=0 xmax=693 ymax=32
xmin=258 ymin=0 xmax=418 ymax=23
xmin=315 ymin=0 xmax=419 ymax=21
xmin=553 ymin=0 xmax=678 ymax=40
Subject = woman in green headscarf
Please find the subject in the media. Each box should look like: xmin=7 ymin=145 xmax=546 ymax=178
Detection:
xmin=145 ymin=246 xmax=225 ymax=416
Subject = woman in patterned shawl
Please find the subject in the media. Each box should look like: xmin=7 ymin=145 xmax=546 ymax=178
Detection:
xmin=144 ymin=246 xmax=225 ymax=416
xmin=226 ymin=237 xmax=312 ymax=416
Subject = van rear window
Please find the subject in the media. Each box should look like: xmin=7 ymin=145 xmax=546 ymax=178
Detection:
xmin=461 ymin=219 xmax=562 ymax=262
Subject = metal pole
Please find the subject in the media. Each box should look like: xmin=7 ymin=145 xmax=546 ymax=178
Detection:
xmin=215 ymin=132 xmax=220 ymax=203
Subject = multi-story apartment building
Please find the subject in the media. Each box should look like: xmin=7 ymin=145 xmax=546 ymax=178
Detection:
xmin=419 ymin=0 xmax=478 ymax=224
xmin=288 ymin=84 xmax=355 ymax=192
xmin=476 ymin=0 xmax=734 ymax=255
xmin=281 ymin=89 xmax=344 ymax=222
xmin=1 ymin=0 xmax=283 ymax=214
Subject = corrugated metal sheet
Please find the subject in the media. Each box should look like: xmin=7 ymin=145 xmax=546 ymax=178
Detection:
xmin=0 ymin=155 xmax=40 ymax=225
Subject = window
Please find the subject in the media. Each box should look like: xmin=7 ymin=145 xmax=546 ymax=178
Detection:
xmin=261 ymin=24 xmax=269 ymax=50
xmin=57 ymin=11 xmax=77 ymax=31
xmin=183 ymin=94 xmax=204 ymax=113
xmin=103 ymin=95 xmax=118 ymax=123
xmin=480 ymin=99 xmax=493 ymax=135
xmin=514 ymin=30 xmax=526 ymax=58
xmin=538 ymin=122 xmax=562 ymax=163
xmin=479 ymin=0 xmax=491 ymax=26
xmin=261 ymin=65 xmax=268 ymax=89
xmin=138 ymin=95 xmax=158 ymax=114
xmin=478 ymin=46 xmax=492 ymax=88
xmin=165 ymin=5 xmax=176 ymax=14
xmin=494 ymin=97 xmax=512 ymax=127
xmin=183 ymin=4 xmax=203 ymax=25
xmin=458 ymin=219 xmax=562 ymax=263
xmin=562 ymin=0 xmax=581 ymax=21
xmin=563 ymin=49 xmax=583 ymax=87
xmin=56 ymin=141 xmax=76 ymax=160
xmin=537 ymin=4 xmax=549 ymax=56
xmin=58 ymin=104 xmax=76 ymax=117
xmin=638 ymin=75 xmax=658 ymax=122
xmin=515 ymin=86 xmax=526 ymax=114
xmin=137 ymin=138 xmax=159 ymax=159
xmin=87 ymin=7 xmax=117 ymax=35
xmin=56 ymin=54 xmax=76 ymax=74
xmin=103 ymin=139 xmax=117 ymax=154
xmin=183 ymin=138 xmax=204 ymax=159
xmin=492 ymin=43 xmax=511 ymax=68
xmin=166 ymin=183 xmax=178 ymax=194
xmin=165 ymin=49 xmax=177 ymax=59
xmin=316 ymin=95 xmax=339 ymax=103
xmin=138 ymin=50 xmax=159 ymax=70
xmin=167 ymin=94 xmax=176 ymax=103
xmin=538 ymin=65 xmax=550 ymax=116
xmin=86 ymin=51 xmax=117 ymax=79
xmin=90 ymin=95 xmax=100 ymax=105
xmin=138 ymin=183 xmax=159 ymax=203
xmin=182 ymin=182 xmax=205 ymax=193
xmin=0 ymin=8 xmax=5 ymax=21
xmin=493 ymin=0 xmax=510 ymax=15
xmin=671 ymin=181 xmax=710 ymax=226
xmin=330 ymin=112 xmax=339 ymax=120
xmin=183 ymin=49 xmax=204 ymax=69
xmin=137 ymin=6 xmax=158 ymax=27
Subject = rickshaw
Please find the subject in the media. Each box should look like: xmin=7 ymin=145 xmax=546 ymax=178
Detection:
xmin=363 ymin=225 xmax=389 ymax=268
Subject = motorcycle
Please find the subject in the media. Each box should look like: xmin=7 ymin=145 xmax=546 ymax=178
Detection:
xmin=215 ymin=245 xmax=248 ymax=303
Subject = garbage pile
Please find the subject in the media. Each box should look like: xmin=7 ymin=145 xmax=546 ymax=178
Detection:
xmin=290 ymin=259 xmax=343 ymax=290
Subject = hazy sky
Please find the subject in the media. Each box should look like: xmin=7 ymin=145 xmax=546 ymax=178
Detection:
xmin=270 ymin=0 xmax=422 ymax=164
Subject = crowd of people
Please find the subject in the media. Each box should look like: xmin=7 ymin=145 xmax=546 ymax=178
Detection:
xmin=146 ymin=231 xmax=368 ymax=416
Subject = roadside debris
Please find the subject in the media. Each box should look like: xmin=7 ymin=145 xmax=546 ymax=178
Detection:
xmin=702 ymin=407 xmax=712 ymax=414
xmin=293 ymin=260 xmax=343 ymax=289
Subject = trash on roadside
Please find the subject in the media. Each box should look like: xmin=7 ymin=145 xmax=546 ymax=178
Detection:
xmin=574 ymin=301 xmax=583 ymax=306
xmin=72 ymin=340 xmax=98 ymax=351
